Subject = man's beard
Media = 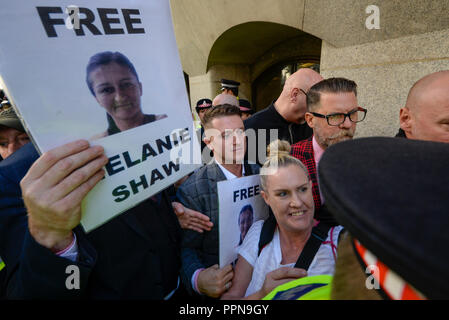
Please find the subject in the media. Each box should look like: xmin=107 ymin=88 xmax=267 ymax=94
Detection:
xmin=315 ymin=129 xmax=355 ymax=149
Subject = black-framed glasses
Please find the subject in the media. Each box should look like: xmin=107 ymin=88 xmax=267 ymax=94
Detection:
xmin=309 ymin=107 xmax=367 ymax=126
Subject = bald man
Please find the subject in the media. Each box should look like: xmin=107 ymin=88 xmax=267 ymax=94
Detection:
xmin=397 ymin=70 xmax=449 ymax=143
xmin=244 ymin=68 xmax=323 ymax=165
xmin=212 ymin=93 xmax=239 ymax=107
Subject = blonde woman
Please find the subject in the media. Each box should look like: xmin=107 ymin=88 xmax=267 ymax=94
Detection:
xmin=222 ymin=140 xmax=343 ymax=299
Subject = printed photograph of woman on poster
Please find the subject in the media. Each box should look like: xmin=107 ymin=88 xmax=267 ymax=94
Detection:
xmin=238 ymin=204 xmax=254 ymax=246
xmin=86 ymin=51 xmax=167 ymax=139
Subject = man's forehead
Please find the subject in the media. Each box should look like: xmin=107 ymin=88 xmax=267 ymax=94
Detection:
xmin=210 ymin=115 xmax=243 ymax=130
xmin=0 ymin=125 xmax=13 ymax=135
xmin=0 ymin=126 xmax=26 ymax=138
xmin=317 ymin=91 xmax=358 ymax=111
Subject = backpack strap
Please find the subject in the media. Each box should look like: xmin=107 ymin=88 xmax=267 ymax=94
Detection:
xmin=294 ymin=222 xmax=332 ymax=270
xmin=258 ymin=211 xmax=276 ymax=256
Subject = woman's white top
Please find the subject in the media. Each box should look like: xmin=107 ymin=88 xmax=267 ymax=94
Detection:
xmin=238 ymin=220 xmax=343 ymax=297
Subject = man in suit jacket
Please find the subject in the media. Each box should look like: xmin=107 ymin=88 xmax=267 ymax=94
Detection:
xmin=0 ymin=141 xmax=186 ymax=299
xmin=290 ymin=78 xmax=367 ymax=221
xmin=177 ymin=104 xmax=259 ymax=299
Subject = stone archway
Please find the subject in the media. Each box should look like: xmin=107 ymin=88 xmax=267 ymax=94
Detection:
xmin=206 ymin=21 xmax=321 ymax=110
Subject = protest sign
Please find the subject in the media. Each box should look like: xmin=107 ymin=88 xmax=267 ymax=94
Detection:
xmin=0 ymin=0 xmax=201 ymax=232
xmin=218 ymin=175 xmax=269 ymax=268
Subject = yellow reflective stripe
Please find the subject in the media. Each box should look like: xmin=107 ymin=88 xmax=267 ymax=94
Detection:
xmin=0 ymin=261 xmax=5 ymax=271
xmin=263 ymin=275 xmax=333 ymax=300
xmin=297 ymin=284 xmax=331 ymax=300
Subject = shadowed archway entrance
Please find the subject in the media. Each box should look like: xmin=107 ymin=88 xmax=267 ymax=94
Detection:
xmin=208 ymin=21 xmax=321 ymax=111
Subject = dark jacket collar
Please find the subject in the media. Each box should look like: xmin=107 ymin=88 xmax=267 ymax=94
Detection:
xmin=245 ymin=101 xmax=290 ymax=130
xmin=268 ymin=101 xmax=291 ymax=126
xmin=395 ymin=128 xmax=407 ymax=138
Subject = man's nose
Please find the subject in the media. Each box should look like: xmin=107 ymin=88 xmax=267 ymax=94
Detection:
xmin=339 ymin=115 xmax=353 ymax=129
xmin=8 ymin=141 xmax=21 ymax=156
xmin=234 ymin=132 xmax=245 ymax=144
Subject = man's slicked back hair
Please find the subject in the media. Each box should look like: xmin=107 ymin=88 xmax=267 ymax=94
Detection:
xmin=306 ymin=77 xmax=357 ymax=112
xmin=202 ymin=104 xmax=242 ymax=129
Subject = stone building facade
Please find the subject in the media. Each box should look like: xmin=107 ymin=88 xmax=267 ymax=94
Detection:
xmin=170 ymin=0 xmax=449 ymax=137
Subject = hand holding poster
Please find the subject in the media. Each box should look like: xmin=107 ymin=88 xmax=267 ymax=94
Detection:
xmin=218 ymin=175 xmax=269 ymax=268
xmin=0 ymin=1 xmax=201 ymax=232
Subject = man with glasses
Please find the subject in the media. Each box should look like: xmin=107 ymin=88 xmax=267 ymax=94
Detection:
xmin=291 ymin=77 xmax=367 ymax=219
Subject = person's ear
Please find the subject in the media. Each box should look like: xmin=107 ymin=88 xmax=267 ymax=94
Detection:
xmin=204 ymin=134 xmax=214 ymax=151
xmin=305 ymin=112 xmax=315 ymax=128
xmin=399 ymin=107 xmax=412 ymax=136
xmin=290 ymin=88 xmax=299 ymax=103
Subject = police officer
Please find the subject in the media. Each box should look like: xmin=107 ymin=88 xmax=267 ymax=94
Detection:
xmin=194 ymin=98 xmax=213 ymax=164
xmin=238 ymin=99 xmax=253 ymax=121
xmin=195 ymin=98 xmax=213 ymax=124
xmin=220 ymin=79 xmax=240 ymax=97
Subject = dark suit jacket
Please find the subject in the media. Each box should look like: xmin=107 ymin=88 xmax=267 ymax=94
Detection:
xmin=0 ymin=143 xmax=182 ymax=299
xmin=244 ymin=102 xmax=313 ymax=166
xmin=176 ymin=162 xmax=259 ymax=295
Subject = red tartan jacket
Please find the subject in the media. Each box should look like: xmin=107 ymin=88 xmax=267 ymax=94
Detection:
xmin=290 ymin=136 xmax=322 ymax=211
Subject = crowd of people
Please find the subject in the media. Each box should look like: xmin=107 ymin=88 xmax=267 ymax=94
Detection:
xmin=0 ymin=67 xmax=448 ymax=300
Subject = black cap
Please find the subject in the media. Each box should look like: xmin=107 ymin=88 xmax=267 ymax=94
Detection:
xmin=195 ymin=98 xmax=213 ymax=113
xmin=220 ymin=78 xmax=240 ymax=90
xmin=0 ymin=107 xmax=25 ymax=132
xmin=319 ymin=137 xmax=449 ymax=299
xmin=238 ymin=99 xmax=253 ymax=114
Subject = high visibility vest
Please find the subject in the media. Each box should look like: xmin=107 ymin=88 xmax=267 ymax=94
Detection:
xmin=262 ymin=275 xmax=333 ymax=300
xmin=0 ymin=257 xmax=4 ymax=272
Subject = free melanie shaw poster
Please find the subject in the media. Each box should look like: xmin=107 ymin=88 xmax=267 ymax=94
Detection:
xmin=218 ymin=175 xmax=269 ymax=268
xmin=0 ymin=1 xmax=201 ymax=232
